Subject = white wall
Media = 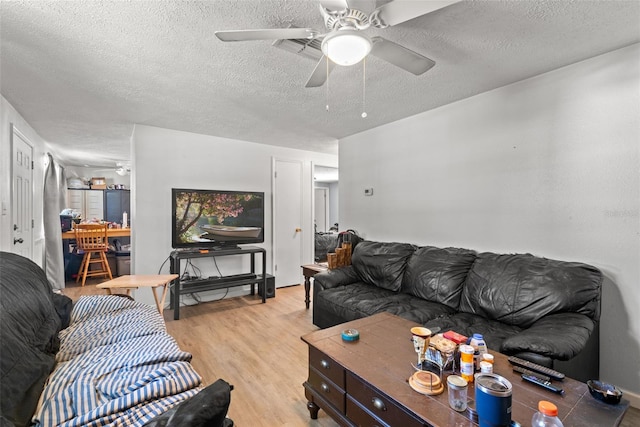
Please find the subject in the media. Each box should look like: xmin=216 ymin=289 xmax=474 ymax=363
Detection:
xmin=131 ymin=125 xmax=337 ymax=305
xmin=0 ymin=96 xmax=48 ymax=265
xmin=339 ymin=44 xmax=640 ymax=398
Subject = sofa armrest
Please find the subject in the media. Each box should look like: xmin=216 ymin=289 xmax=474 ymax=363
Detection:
xmin=501 ymin=313 xmax=595 ymax=360
xmin=143 ymin=379 xmax=233 ymax=427
xmin=313 ymin=266 xmax=359 ymax=290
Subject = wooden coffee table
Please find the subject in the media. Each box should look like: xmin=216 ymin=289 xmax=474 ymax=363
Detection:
xmin=302 ymin=312 xmax=629 ymax=427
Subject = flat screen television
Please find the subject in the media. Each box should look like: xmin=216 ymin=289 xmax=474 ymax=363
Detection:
xmin=171 ymin=188 xmax=264 ymax=249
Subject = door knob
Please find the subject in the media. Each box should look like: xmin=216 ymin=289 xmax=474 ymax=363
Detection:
xmin=14 ymin=238 xmax=24 ymax=244
xmin=295 ymin=228 xmax=302 ymax=232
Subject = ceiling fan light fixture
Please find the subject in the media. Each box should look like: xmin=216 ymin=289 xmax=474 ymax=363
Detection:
xmin=115 ymin=162 xmax=130 ymax=176
xmin=321 ymin=29 xmax=371 ymax=66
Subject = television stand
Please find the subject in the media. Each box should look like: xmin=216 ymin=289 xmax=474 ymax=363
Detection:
xmin=213 ymin=244 xmax=240 ymax=251
xmin=169 ymin=245 xmax=268 ymax=320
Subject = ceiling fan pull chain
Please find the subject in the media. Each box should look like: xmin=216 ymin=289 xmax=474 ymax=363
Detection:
xmin=326 ymin=56 xmax=330 ymax=112
xmin=362 ymin=57 xmax=367 ymax=118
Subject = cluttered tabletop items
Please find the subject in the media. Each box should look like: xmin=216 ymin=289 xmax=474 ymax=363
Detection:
xmin=60 ymin=208 xmax=130 ymax=239
xmin=408 ymin=324 xmax=628 ymax=426
xmin=62 ymin=227 xmax=130 ymax=239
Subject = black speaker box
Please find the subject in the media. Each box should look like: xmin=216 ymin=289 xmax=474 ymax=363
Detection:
xmin=258 ymin=275 xmax=275 ymax=299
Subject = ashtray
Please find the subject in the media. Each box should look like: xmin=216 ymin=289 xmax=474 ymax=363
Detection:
xmin=341 ymin=328 xmax=360 ymax=342
xmin=587 ymin=380 xmax=622 ymax=405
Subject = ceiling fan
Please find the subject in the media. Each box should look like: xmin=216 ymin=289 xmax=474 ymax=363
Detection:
xmin=114 ymin=162 xmax=131 ymax=176
xmin=215 ymin=0 xmax=459 ymax=87
xmin=90 ymin=162 xmax=131 ymax=176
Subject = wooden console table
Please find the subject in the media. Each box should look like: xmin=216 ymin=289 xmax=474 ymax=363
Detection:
xmin=301 ymin=263 xmax=327 ymax=309
xmin=302 ymin=312 xmax=629 ymax=427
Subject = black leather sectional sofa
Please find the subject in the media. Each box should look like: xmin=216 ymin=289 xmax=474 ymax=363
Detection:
xmin=312 ymin=241 xmax=602 ymax=382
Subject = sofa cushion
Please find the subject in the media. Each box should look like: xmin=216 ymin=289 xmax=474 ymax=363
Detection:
xmin=381 ymin=296 xmax=457 ymax=325
xmin=315 ymin=282 xmax=454 ymax=326
xmin=315 ymin=282 xmax=398 ymax=323
xmin=401 ymin=246 xmax=476 ymax=309
xmin=143 ymin=379 xmax=233 ymax=427
xmin=313 ymin=266 xmax=360 ymax=290
xmin=459 ymin=252 xmax=602 ymax=328
xmin=501 ymin=313 xmax=595 ymax=360
xmin=352 ymin=241 xmax=416 ymax=291
xmin=424 ymin=312 xmax=523 ymax=351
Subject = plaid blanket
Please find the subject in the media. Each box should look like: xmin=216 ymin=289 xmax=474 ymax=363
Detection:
xmin=32 ymin=296 xmax=202 ymax=427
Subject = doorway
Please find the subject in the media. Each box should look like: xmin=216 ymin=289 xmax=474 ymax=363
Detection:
xmin=313 ymin=165 xmax=339 ymax=233
xmin=314 ymin=188 xmax=329 ymax=232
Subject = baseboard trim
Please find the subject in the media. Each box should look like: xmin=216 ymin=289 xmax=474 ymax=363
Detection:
xmin=620 ymin=387 xmax=640 ymax=409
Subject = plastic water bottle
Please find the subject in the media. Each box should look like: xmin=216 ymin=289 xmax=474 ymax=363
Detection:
xmin=469 ymin=333 xmax=487 ymax=371
xmin=532 ymin=401 xmax=564 ymax=427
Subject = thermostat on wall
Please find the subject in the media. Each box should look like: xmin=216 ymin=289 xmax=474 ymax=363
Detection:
xmin=364 ymin=188 xmax=374 ymax=196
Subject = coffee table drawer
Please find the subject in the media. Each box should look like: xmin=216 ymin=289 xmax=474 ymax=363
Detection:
xmin=347 ymin=372 xmax=424 ymax=427
xmin=347 ymin=395 xmax=390 ymax=427
xmin=309 ymin=367 xmax=346 ymax=413
xmin=309 ymin=346 xmax=345 ymax=388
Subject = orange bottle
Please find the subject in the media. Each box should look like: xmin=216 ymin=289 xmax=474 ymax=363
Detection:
xmin=459 ymin=344 xmax=475 ymax=382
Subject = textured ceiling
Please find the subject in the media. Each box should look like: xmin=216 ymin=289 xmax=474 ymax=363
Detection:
xmin=1 ymin=0 xmax=639 ymax=167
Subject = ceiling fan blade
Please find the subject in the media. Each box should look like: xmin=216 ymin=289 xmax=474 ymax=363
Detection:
xmin=305 ymin=57 xmax=336 ymax=88
xmin=215 ymin=28 xmax=318 ymax=42
xmin=372 ymin=0 xmax=460 ymax=27
xmin=318 ymin=0 xmax=349 ymax=12
xmin=369 ymin=37 xmax=435 ymax=75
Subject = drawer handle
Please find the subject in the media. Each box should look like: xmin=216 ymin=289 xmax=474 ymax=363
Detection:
xmin=372 ymin=397 xmax=387 ymax=412
xmin=320 ymin=360 xmax=330 ymax=369
xmin=321 ymin=383 xmax=330 ymax=393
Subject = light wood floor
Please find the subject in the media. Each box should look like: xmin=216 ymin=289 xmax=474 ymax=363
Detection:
xmin=63 ymin=280 xmax=639 ymax=427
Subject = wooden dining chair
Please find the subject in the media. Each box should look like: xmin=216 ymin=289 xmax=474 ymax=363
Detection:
xmin=74 ymin=223 xmax=113 ymax=286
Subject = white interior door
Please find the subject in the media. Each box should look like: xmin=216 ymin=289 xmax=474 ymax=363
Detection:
xmin=85 ymin=190 xmax=104 ymax=220
xmin=314 ymin=187 xmax=329 ymax=232
xmin=273 ymin=158 xmax=303 ymax=287
xmin=67 ymin=189 xmax=104 ymax=221
xmin=67 ymin=189 xmax=84 ymax=213
xmin=11 ymin=125 xmax=33 ymax=259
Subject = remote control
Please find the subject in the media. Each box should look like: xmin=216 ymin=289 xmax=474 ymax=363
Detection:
xmin=508 ymin=356 xmax=565 ymax=381
xmin=512 ymin=365 xmax=551 ymax=383
xmin=521 ymin=374 xmax=564 ymax=394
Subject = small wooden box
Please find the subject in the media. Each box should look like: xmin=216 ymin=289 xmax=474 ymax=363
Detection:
xmin=90 ymin=177 xmax=107 ymax=189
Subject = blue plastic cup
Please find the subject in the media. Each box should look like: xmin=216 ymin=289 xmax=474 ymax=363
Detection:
xmin=475 ymin=373 xmax=513 ymax=427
